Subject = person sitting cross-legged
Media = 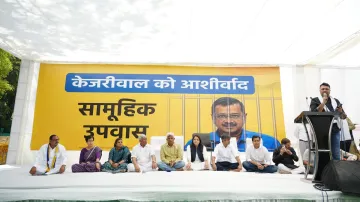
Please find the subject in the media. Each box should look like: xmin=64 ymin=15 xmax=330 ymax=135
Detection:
xmin=242 ymin=136 xmax=277 ymax=173
xmin=212 ymin=134 xmax=242 ymax=172
xmin=157 ymin=132 xmax=185 ymax=171
xmin=185 ymin=134 xmax=210 ymax=171
xmin=273 ymin=138 xmax=304 ymax=174
xmin=29 ymin=134 xmax=67 ymax=175
xmin=102 ymin=138 xmax=130 ymax=173
xmin=127 ymin=134 xmax=157 ymax=172
xmin=71 ymin=135 xmax=102 ymax=173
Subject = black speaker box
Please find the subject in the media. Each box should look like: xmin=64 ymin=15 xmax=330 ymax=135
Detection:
xmin=322 ymin=160 xmax=360 ymax=196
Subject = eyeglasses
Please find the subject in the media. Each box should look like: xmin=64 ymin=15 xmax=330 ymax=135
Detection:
xmin=214 ymin=113 xmax=243 ymax=120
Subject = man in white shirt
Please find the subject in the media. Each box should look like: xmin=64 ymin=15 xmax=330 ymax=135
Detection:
xmin=294 ymin=122 xmax=313 ymax=159
xmin=242 ymin=136 xmax=277 ymax=173
xmin=212 ymin=134 xmax=242 ymax=172
xmin=29 ymin=134 xmax=67 ymax=175
xmin=127 ymin=134 xmax=157 ymax=172
xmin=302 ymin=149 xmax=315 ymax=174
xmin=340 ymin=120 xmax=352 ymax=152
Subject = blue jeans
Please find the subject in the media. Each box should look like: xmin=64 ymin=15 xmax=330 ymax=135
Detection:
xmin=242 ymin=161 xmax=278 ymax=173
xmin=157 ymin=161 xmax=185 ymax=171
xmin=331 ymin=131 xmax=340 ymax=160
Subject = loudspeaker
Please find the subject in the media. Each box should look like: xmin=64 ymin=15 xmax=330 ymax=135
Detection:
xmin=321 ymin=160 xmax=360 ymax=195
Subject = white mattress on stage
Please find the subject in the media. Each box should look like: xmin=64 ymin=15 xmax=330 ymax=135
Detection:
xmin=0 ymin=165 xmax=358 ymax=202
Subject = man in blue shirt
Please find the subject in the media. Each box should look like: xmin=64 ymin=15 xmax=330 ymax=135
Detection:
xmin=185 ymin=97 xmax=280 ymax=152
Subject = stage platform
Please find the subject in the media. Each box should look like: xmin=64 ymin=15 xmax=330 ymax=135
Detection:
xmin=0 ymin=165 xmax=359 ymax=202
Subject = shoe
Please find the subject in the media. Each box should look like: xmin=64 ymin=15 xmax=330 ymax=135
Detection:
xmin=279 ymin=169 xmax=292 ymax=174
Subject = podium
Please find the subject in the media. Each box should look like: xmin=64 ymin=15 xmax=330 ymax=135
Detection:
xmin=296 ymin=111 xmax=340 ymax=182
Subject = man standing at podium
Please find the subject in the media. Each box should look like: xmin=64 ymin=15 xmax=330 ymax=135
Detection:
xmin=310 ymin=82 xmax=347 ymax=160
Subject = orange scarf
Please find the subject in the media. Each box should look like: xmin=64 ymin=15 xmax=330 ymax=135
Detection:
xmin=46 ymin=145 xmax=59 ymax=173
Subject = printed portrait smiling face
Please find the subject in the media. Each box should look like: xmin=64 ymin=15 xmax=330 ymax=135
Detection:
xmin=213 ymin=103 xmax=244 ymax=136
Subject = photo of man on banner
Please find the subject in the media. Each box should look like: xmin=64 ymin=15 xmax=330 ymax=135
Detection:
xmin=185 ymin=97 xmax=280 ymax=152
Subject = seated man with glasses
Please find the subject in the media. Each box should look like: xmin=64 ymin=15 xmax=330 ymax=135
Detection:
xmin=157 ymin=132 xmax=185 ymax=171
xmin=29 ymin=134 xmax=67 ymax=175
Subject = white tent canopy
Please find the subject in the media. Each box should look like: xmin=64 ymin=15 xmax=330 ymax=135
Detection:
xmin=2 ymin=0 xmax=360 ymax=166
xmin=1 ymin=0 xmax=360 ymax=66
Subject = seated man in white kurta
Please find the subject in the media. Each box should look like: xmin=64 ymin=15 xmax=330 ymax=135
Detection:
xmin=29 ymin=134 xmax=67 ymax=175
xmin=127 ymin=134 xmax=157 ymax=172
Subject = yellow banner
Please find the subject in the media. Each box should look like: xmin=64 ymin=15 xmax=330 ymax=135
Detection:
xmin=32 ymin=64 xmax=284 ymax=151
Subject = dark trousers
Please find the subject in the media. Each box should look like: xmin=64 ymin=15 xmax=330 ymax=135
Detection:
xmin=216 ymin=161 xmax=239 ymax=171
xmin=340 ymin=140 xmax=352 ymax=152
xmin=242 ymin=161 xmax=278 ymax=173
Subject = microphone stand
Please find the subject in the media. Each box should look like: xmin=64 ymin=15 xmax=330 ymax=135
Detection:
xmin=306 ymin=97 xmax=310 ymax=111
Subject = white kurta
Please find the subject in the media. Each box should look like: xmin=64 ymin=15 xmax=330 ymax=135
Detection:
xmin=213 ymin=143 xmax=239 ymax=163
xmin=294 ymin=123 xmax=313 ymax=141
xmin=34 ymin=143 xmax=67 ymax=175
xmin=186 ymin=145 xmax=208 ymax=171
xmin=128 ymin=143 xmax=156 ymax=172
xmin=340 ymin=120 xmax=352 ymax=141
xmin=245 ymin=145 xmax=271 ymax=164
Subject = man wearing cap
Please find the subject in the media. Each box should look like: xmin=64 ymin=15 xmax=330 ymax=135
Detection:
xmin=157 ymin=132 xmax=185 ymax=171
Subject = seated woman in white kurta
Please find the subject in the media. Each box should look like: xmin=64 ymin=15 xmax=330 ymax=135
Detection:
xmin=29 ymin=134 xmax=67 ymax=175
xmin=185 ymin=135 xmax=210 ymax=171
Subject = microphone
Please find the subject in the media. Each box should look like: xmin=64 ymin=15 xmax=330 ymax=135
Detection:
xmin=306 ymin=97 xmax=310 ymax=110
xmin=323 ymin=93 xmax=328 ymax=98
